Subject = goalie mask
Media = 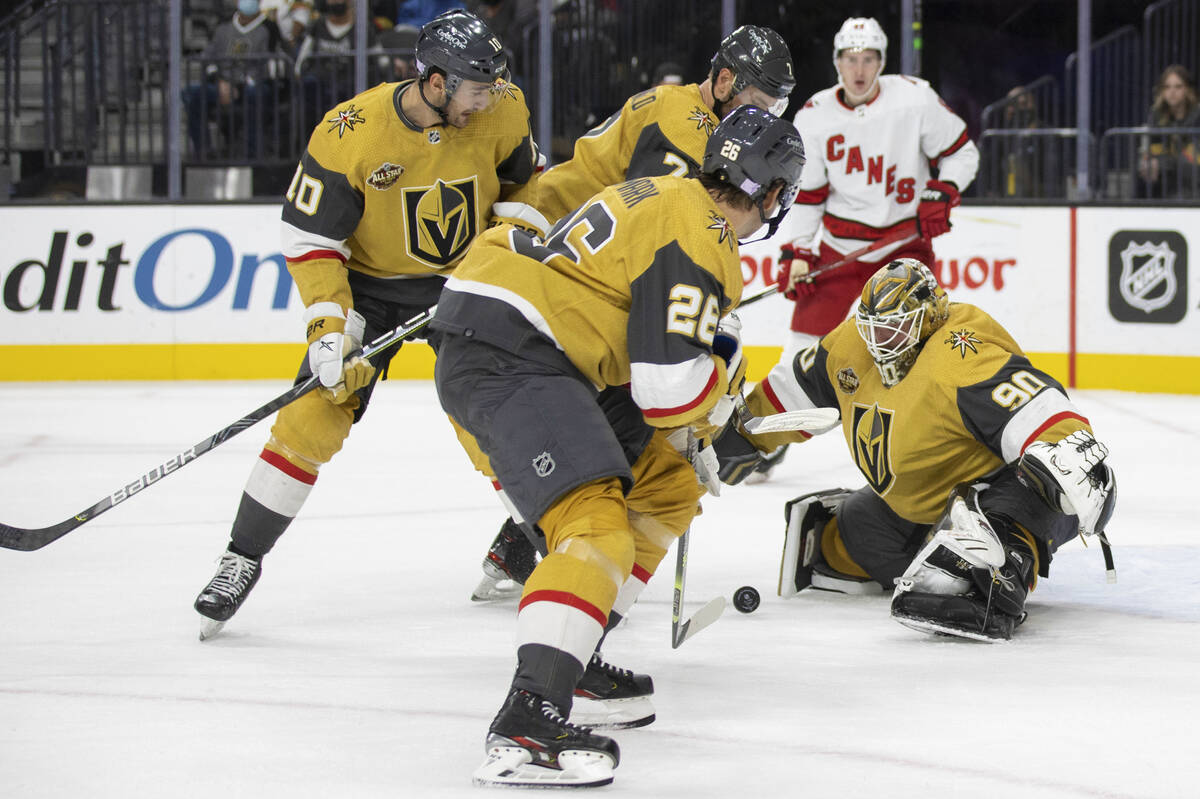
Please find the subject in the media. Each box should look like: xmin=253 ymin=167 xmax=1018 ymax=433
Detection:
xmin=702 ymin=105 xmax=806 ymax=241
xmin=416 ymin=10 xmax=509 ymax=118
xmin=833 ymin=17 xmax=887 ymax=99
xmin=711 ymin=25 xmax=795 ymax=117
xmin=855 ymin=259 xmax=949 ymax=387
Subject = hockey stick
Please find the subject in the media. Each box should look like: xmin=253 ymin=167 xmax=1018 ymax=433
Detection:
xmin=0 ymin=306 xmax=438 ymax=553
xmin=671 ymin=527 xmax=727 ymax=649
xmin=739 ymin=228 xmax=921 ymax=307
xmin=735 ymin=397 xmax=840 ymax=436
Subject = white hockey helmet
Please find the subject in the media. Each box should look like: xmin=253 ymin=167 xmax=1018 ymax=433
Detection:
xmin=832 ymin=17 xmax=887 ymax=100
xmin=833 ymin=16 xmax=888 ymax=63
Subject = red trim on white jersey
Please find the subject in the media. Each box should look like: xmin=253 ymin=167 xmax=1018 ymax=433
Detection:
xmin=634 ymin=356 xmax=719 ymax=419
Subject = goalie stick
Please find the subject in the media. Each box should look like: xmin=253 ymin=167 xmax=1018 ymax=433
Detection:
xmin=738 ymin=228 xmax=921 ymax=308
xmin=735 ymin=397 xmax=840 ymax=436
xmin=0 ymin=307 xmax=437 ymax=553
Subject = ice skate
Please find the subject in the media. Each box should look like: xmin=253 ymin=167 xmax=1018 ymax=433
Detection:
xmin=473 ymin=688 xmax=619 ymax=788
xmin=470 ymin=518 xmax=539 ymax=602
xmin=194 ymin=548 xmax=262 ymax=640
xmin=571 ymin=653 xmax=655 ymax=730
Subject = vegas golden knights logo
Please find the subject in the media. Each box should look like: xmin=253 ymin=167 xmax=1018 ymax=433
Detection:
xmin=851 ymin=403 xmax=895 ymax=494
xmin=403 ymin=177 xmax=478 ymax=267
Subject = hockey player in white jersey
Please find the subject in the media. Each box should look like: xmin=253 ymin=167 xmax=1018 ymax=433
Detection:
xmin=778 ymin=17 xmax=980 ymax=350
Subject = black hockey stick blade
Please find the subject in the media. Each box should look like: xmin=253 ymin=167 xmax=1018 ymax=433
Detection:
xmin=0 ymin=307 xmax=436 ymax=552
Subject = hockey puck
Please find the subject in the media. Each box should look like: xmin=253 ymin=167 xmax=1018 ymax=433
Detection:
xmin=733 ymin=585 xmax=760 ymax=614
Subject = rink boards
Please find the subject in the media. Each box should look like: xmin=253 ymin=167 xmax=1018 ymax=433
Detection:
xmin=0 ymin=203 xmax=1196 ymax=393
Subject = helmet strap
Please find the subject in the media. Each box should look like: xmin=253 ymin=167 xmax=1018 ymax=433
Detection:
xmin=418 ymin=72 xmax=452 ymax=124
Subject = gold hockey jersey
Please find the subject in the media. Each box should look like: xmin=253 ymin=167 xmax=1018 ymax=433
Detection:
xmin=747 ymin=303 xmax=1093 ymax=523
xmin=434 ymin=175 xmax=744 ymax=430
xmin=537 ymin=83 xmax=720 ymax=224
xmin=280 ymin=79 xmax=539 ymax=310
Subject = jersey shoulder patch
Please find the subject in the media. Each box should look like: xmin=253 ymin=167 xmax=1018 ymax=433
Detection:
xmin=923 ymin=304 xmax=1024 ymax=385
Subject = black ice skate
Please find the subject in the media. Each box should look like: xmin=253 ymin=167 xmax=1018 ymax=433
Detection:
xmin=470 ymin=518 xmax=540 ymax=602
xmin=194 ymin=548 xmax=262 ymax=641
xmin=570 ymin=653 xmax=656 ymax=730
xmin=473 ymin=688 xmax=619 ymax=788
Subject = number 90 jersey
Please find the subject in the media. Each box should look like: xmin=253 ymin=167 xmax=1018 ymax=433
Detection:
xmin=434 ymin=175 xmax=744 ymax=430
xmin=748 ymin=303 xmax=1094 ymax=524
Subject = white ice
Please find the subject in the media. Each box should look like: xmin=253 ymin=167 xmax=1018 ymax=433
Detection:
xmin=1 ymin=380 xmax=1196 ymax=798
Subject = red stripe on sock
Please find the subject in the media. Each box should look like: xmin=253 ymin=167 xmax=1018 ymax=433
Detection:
xmin=259 ymin=449 xmax=318 ymax=485
xmin=631 ymin=563 xmax=652 ymax=583
xmin=519 ymin=589 xmax=608 ymax=627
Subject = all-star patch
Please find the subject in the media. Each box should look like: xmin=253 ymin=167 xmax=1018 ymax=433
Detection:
xmin=944 ymin=329 xmax=981 ymax=358
xmin=836 ymin=367 xmax=860 ymax=394
xmin=688 ymin=106 xmax=717 ymax=135
xmin=367 ymin=162 xmax=405 ymax=190
xmin=706 ymin=210 xmax=734 ymax=250
xmin=326 ymin=104 xmax=366 ymax=137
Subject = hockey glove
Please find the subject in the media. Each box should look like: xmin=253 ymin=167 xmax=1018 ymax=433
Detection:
xmin=706 ymin=313 xmax=747 ymax=430
xmin=711 ymin=422 xmax=766 ymax=486
xmin=1017 ymin=430 xmax=1117 ymax=537
xmin=304 ymin=302 xmax=375 ymax=405
xmin=916 ymin=179 xmax=960 ymax=239
xmin=777 ymin=243 xmax=819 ymax=299
xmin=489 ymin=201 xmax=551 ymax=238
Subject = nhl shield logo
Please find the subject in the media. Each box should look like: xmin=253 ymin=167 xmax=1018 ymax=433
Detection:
xmin=532 ymin=451 xmax=556 ymax=478
xmin=1108 ymin=231 xmax=1187 ymax=324
xmin=1118 ymin=240 xmax=1177 ymax=313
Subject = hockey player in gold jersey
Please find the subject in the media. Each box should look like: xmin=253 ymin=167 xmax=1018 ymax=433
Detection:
xmin=191 ymin=10 xmax=545 ymax=640
xmin=472 ymin=23 xmax=795 ymax=602
xmin=539 ymin=24 xmax=794 ymax=225
xmin=433 ymin=107 xmax=805 ymax=787
xmin=715 ymin=259 xmax=1117 ymax=642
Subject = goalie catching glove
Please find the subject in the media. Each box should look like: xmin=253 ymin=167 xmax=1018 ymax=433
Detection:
xmin=304 ymin=302 xmax=375 ymax=405
xmin=915 ymin=179 xmax=959 ymax=238
xmin=1017 ymin=430 xmax=1116 ymax=537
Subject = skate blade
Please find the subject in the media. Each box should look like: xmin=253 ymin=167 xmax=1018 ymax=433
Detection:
xmin=198 ymin=617 xmax=226 ymax=641
xmin=570 ymin=695 xmax=655 ymax=730
xmin=472 ymin=746 xmax=615 ymax=788
xmin=470 ymin=575 xmax=523 ymax=602
xmin=892 ymin=612 xmax=1008 ymax=643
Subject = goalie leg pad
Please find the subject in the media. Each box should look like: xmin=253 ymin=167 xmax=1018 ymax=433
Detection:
xmin=779 ymin=488 xmax=851 ymax=597
xmin=891 ymin=487 xmax=1035 ymax=642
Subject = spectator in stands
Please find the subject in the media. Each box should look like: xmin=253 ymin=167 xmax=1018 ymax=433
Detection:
xmin=382 ymin=0 xmax=465 ymax=27
xmin=1000 ymin=85 xmax=1046 ymax=198
xmin=650 ymin=61 xmax=684 ymax=87
xmin=262 ymin=0 xmax=312 ymax=53
xmin=380 ymin=23 xmax=420 ymax=81
xmin=467 ymin=0 xmax=535 ymax=85
xmin=183 ymin=0 xmax=288 ymax=160
xmin=295 ymin=0 xmax=387 ymax=135
xmin=1138 ymin=64 xmax=1200 ymax=199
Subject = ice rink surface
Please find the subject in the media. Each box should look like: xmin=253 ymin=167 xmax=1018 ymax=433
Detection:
xmin=1 ymin=380 xmax=1196 ymax=798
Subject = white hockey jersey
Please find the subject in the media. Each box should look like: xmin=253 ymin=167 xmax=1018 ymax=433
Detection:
xmin=791 ymin=74 xmax=979 ymax=262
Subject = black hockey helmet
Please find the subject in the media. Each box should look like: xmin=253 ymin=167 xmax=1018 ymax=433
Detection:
xmin=711 ymin=25 xmax=795 ymax=110
xmin=702 ymin=105 xmax=806 ymax=239
xmin=416 ymin=10 xmax=509 ymax=101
